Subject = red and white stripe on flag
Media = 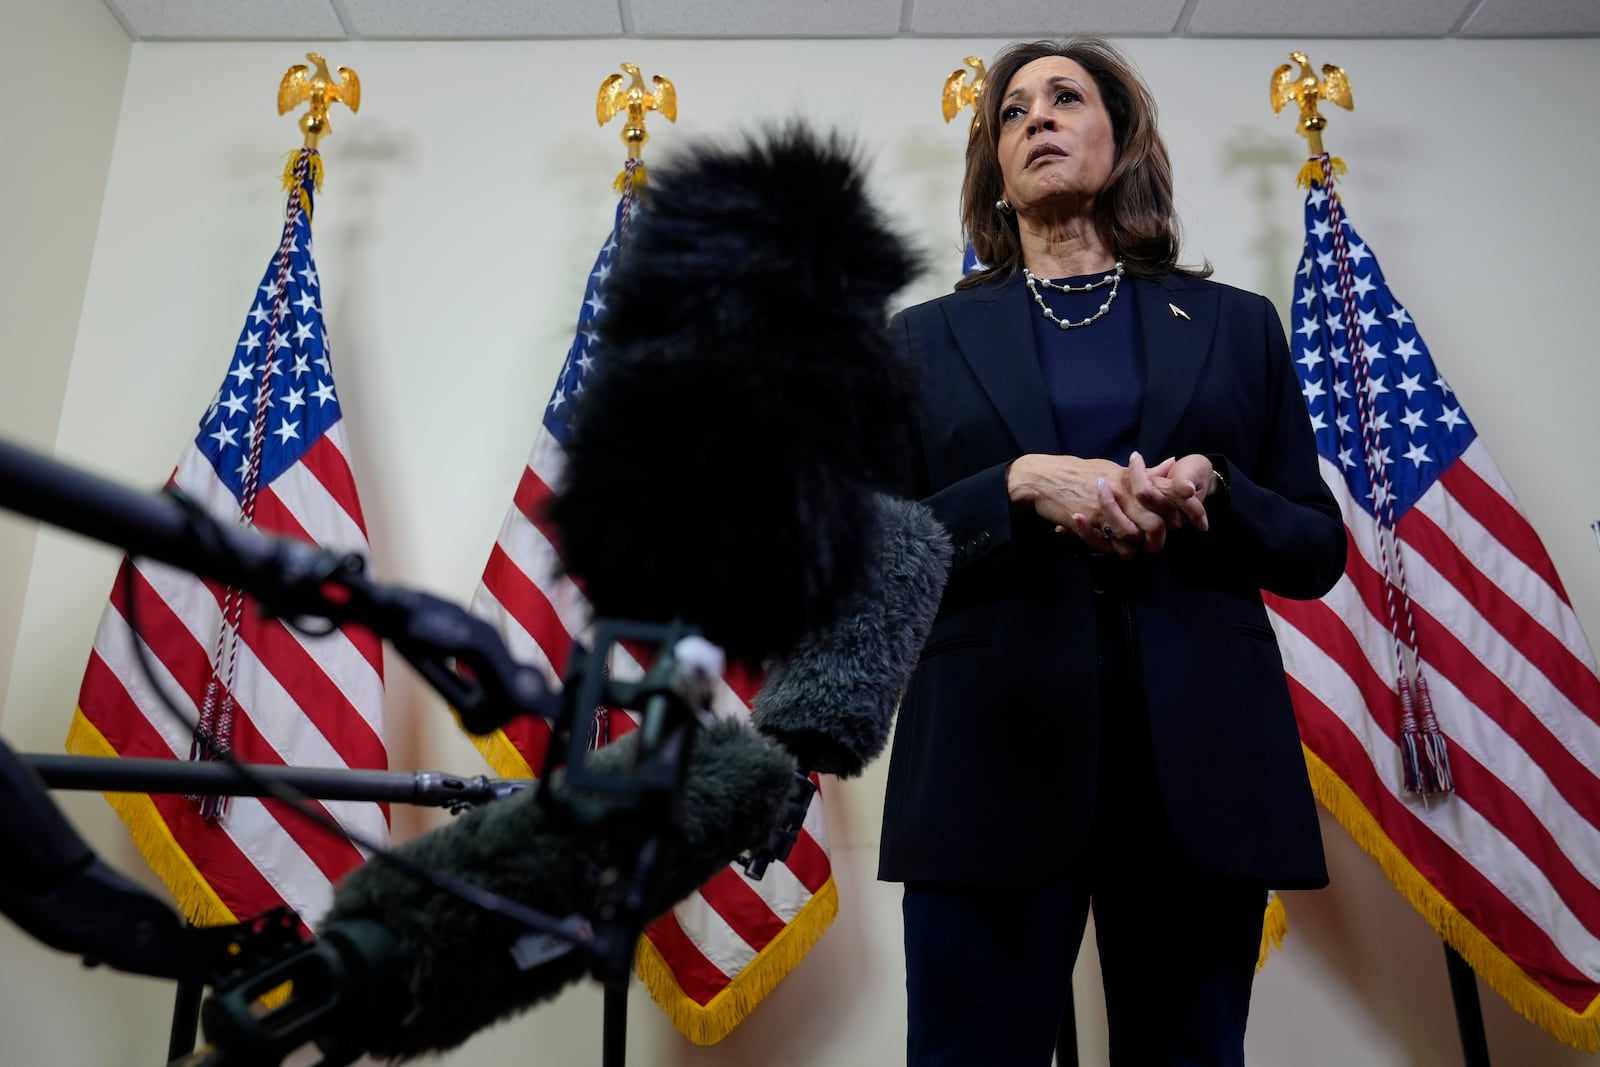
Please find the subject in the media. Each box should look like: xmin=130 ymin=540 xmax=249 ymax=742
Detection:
xmin=67 ymin=151 xmax=387 ymax=931
xmin=466 ymin=423 xmax=839 ymax=1045
xmin=1268 ymin=443 xmax=1600 ymax=1049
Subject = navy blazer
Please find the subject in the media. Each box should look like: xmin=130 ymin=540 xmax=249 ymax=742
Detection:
xmin=878 ymin=270 xmax=1346 ymax=890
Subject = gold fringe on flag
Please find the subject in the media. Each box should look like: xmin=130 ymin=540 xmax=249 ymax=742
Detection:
xmin=468 ymin=721 xmax=539 ymax=780
xmin=1257 ymin=891 xmax=1289 ymax=971
xmin=633 ymin=875 xmax=840 ymax=1044
xmin=1303 ymin=745 xmax=1600 ymax=1051
xmin=65 ymin=711 xmax=296 ymax=1008
xmin=471 ymin=718 xmax=839 ymax=1043
xmin=66 ymin=710 xmax=241 ymax=928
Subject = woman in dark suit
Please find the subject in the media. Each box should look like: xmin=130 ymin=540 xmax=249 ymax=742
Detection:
xmin=880 ymin=38 xmax=1347 ymax=1066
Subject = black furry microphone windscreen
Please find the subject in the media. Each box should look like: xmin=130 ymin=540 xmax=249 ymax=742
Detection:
xmin=319 ymin=720 xmax=796 ymax=1059
xmin=545 ymin=125 xmax=921 ymax=668
xmin=752 ymin=494 xmax=951 ymax=778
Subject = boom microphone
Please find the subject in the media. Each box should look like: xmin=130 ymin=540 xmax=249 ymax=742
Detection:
xmin=546 ymin=124 xmax=920 ymax=668
xmin=752 ymin=494 xmax=952 ymax=778
xmin=212 ymin=720 xmax=795 ymax=1062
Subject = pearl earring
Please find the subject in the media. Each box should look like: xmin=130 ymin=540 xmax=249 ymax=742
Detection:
xmin=994 ymin=198 xmax=1012 ymax=214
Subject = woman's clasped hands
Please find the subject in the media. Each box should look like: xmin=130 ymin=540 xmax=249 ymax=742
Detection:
xmin=1007 ymin=450 xmax=1219 ymax=560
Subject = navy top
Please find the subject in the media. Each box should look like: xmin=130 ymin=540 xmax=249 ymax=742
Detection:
xmin=1027 ymin=269 xmax=1143 ymax=463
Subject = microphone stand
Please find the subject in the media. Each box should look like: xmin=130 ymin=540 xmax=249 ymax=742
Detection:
xmin=546 ymin=618 xmax=725 ymax=1067
xmin=0 ymin=438 xmax=737 ymax=1067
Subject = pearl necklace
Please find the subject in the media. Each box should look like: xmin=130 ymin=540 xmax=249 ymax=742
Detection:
xmin=1023 ymin=260 xmax=1125 ymax=331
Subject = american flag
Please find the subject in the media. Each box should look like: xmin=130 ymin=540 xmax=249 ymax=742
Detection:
xmin=465 ymin=180 xmax=838 ymax=1044
xmin=1264 ymin=154 xmax=1600 ymax=1050
xmin=65 ymin=148 xmax=388 ymax=932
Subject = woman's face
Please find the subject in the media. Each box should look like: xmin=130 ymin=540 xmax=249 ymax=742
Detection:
xmin=995 ymin=56 xmax=1116 ymax=220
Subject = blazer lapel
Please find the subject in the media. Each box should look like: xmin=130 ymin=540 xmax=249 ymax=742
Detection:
xmin=1134 ymin=275 xmax=1219 ymax=460
xmin=941 ymin=274 xmax=1062 ymax=455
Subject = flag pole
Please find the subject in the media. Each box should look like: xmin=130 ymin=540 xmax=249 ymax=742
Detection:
xmin=594 ymin=61 xmax=675 ymax=1067
xmin=159 ymin=52 xmax=365 ymax=1063
xmin=940 ymin=55 xmax=1079 ymax=1053
xmin=1271 ymin=52 xmax=1490 ymax=1067
xmin=943 ymin=55 xmax=991 ymax=279
xmin=942 ymin=54 xmax=1079 ymax=1061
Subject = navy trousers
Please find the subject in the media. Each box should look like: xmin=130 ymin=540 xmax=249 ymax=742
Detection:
xmin=902 ymin=567 xmax=1268 ymax=1066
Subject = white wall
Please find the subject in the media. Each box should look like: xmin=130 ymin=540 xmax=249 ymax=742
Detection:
xmin=0 ymin=0 xmax=130 ymax=714
xmin=2 ymin=32 xmax=1598 ymax=1067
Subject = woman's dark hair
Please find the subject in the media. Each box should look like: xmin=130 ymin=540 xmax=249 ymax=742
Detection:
xmin=957 ymin=37 xmax=1209 ymax=287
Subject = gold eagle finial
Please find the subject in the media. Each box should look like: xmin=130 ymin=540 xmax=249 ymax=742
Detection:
xmin=1271 ymin=51 xmax=1353 ymax=187
xmin=942 ymin=56 xmax=987 ymax=130
xmin=278 ymin=53 xmax=360 ymax=150
xmin=598 ymin=63 xmax=677 ymax=191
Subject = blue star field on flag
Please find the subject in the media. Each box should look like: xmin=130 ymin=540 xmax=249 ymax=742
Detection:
xmin=196 ymin=151 xmax=343 ymax=503
xmin=544 ymin=194 xmax=634 ymax=446
xmin=1291 ymin=177 xmax=1476 ymax=520
xmin=961 ymin=242 xmax=986 ymax=276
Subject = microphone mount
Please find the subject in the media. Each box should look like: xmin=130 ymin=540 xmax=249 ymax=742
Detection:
xmin=739 ymin=767 xmax=818 ymax=879
xmin=540 ymin=618 xmax=727 ymax=983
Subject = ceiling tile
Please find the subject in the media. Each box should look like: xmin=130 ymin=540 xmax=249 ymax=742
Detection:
xmin=1461 ymin=0 xmax=1600 ymax=35
xmin=909 ymin=0 xmax=1188 ymax=36
xmin=629 ymin=0 xmax=903 ymax=37
xmin=96 ymin=0 xmax=1600 ymax=41
xmin=339 ymin=0 xmax=622 ymax=38
xmin=1185 ymin=0 xmax=1473 ymax=36
xmin=104 ymin=0 xmax=348 ymax=39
